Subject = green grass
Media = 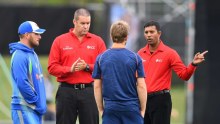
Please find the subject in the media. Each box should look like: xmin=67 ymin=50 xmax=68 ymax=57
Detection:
xmin=0 ymin=55 xmax=186 ymax=124
xmin=171 ymin=85 xmax=186 ymax=124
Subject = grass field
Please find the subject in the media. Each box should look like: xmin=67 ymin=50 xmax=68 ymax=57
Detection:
xmin=0 ymin=55 xmax=186 ymax=124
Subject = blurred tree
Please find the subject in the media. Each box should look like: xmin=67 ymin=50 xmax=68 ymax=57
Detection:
xmin=0 ymin=0 xmax=103 ymax=6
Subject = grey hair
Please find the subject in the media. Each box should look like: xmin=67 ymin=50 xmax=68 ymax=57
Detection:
xmin=74 ymin=8 xmax=91 ymax=20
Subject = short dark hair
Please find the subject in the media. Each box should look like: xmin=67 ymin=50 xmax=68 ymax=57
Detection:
xmin=19 ymin=34 xmax=25 ymax=39
xmin=144 ymin=21 xmax=161 ymax=31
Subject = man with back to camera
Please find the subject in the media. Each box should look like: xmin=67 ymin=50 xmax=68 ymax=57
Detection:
xmin=9 ymin=21 xmax=47 ymax=124
xmin=48 ymin=8 xmax=106 ymax=124
xmin=93 ymin=20 xmax=147 ymax=124
xmin=138 ymin=21 xmax=208 ymax=124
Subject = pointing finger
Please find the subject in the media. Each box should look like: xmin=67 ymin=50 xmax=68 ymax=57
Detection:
xmin=200 ymin=50 xmax=208 ymax=56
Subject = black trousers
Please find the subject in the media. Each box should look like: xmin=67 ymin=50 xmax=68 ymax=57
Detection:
xmin=56 ymin=85 xmax=99 ymax=124
xmin=144 ymin=93 xmax=172 ymax=124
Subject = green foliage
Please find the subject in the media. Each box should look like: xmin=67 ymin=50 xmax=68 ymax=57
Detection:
xmin=35 ymin=0 xmax=103 ymax=6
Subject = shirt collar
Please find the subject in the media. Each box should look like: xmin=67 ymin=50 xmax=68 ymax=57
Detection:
xmin=69 ymin=28 xmax=92 ymax=38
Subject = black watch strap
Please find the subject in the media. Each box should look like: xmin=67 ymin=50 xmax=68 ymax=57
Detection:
xmin=191 ymin=62 xmax=198 ymax=66
xmin=85 ymin=64 xmax=90 ymax=71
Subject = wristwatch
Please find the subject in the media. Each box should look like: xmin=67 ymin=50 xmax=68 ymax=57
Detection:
xmin=85 ymin=64 xmax=90 ymax=71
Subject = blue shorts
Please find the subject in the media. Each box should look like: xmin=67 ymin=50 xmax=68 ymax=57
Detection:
xmin=102 ymin=109 xmax=144 ymax=124
xmin=11 ymin=108 xmax=42 ymax=124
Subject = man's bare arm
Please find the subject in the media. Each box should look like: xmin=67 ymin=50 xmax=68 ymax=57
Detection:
xmin=94 ymin=79 xmax=104 ymax=116
xmin=137 ymin=78 xmax=147 ymax=117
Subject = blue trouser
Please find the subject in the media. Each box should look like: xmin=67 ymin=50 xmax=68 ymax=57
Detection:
xmin=11 ymin=108 xmax=42 ymax=124
xmin=102 ymin=109 xmax=144 ymax=124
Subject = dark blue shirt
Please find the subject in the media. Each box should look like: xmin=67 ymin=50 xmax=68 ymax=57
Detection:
xmin=92 ymin=48 xmax=145 ymax=111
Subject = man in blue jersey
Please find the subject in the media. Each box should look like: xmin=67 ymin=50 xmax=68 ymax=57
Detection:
xmin=92 ymin=20 xmax=147 ymax=124
xmin=9 ymin=21 xmax=47 ymax=124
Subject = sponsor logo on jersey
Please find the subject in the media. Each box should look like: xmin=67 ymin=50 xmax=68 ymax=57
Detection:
xmin=87 ymin=45 xmax=95 ymax=49
xmin=63 ymin=46 xmax=73 ymax=50
xmin=156 ymin=59 xmax=163 ymax=63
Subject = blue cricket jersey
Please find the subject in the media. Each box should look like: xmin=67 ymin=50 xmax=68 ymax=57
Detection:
xmin=9 ymin=42 xmax=47 ymax=115
xmin=92 ymin=48 xmax=145 ymax=111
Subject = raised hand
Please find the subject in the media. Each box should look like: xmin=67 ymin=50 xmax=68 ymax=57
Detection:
xmin=192 ymin=50 xmax=208 ymax=65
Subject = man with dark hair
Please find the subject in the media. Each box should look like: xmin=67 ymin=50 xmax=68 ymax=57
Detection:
xmin=138 ymin=21 xmax=208 ymax=124
xmin=48 ymin=8 xmax=106 ymax=124
xmin=9 ymin=21 xmax=47 ymax=124
xmin=93 ymin=20 xmax=147 ymax=124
